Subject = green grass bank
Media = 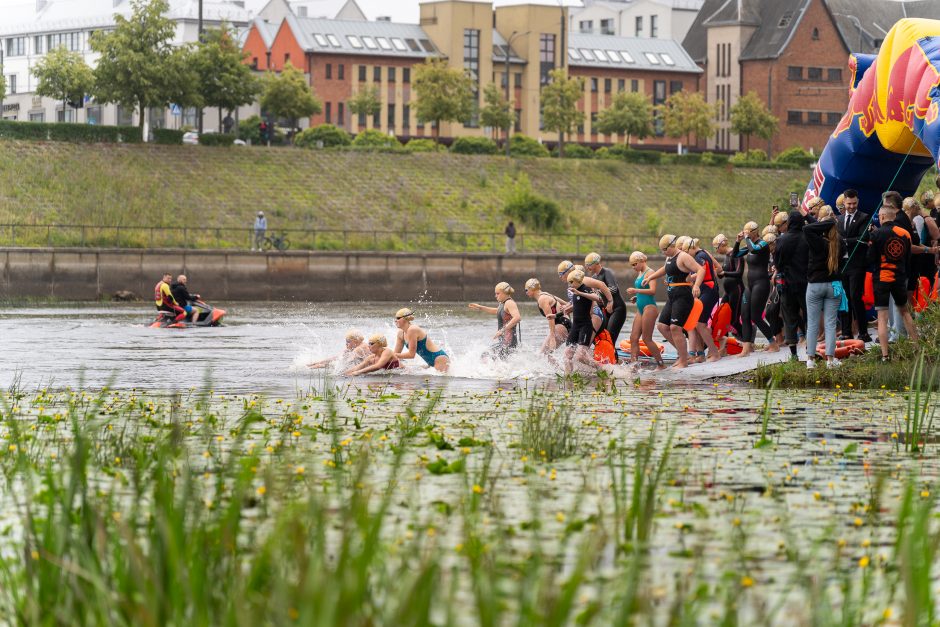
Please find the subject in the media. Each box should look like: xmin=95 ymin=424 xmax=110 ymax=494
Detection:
xmin=0 ymin=139 xmax=810 ymax=250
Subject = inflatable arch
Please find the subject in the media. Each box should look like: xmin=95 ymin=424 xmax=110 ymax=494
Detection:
xmin=803 ymin=18 xmax=940 ymax=213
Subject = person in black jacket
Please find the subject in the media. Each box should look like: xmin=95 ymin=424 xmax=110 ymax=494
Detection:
xmin=774 ymin=211 xmax=809 ymax=359
xmin=170 ymin=275 xmax=200 ymax=318
xmin=836 ymin=189 xmax=873 ymax=342
xmin=803 ymin=213 xmax=845 ymax=369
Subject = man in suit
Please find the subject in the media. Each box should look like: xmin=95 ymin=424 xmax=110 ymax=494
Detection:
xmin=837 ymin=189 xmax=873 ymax=342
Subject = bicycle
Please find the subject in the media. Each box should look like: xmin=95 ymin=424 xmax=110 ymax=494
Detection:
xmin=262 ymin=233 xmax=290 ymax=251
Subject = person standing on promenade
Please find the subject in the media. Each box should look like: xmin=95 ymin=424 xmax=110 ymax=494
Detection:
xmin=253 ymin=211 xmax=267 ymax=251
xmin=836 ymin=189 xmax=872 ymax=342
xmin=505 ymin=221 xmax=516 ymax=254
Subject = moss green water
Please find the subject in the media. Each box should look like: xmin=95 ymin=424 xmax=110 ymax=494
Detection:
xmin=2 ymin=379 xmax=938 ymax=624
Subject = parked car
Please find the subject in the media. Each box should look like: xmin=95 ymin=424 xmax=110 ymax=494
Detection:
xmin=182 ymin=131 xmax=199 ymax=145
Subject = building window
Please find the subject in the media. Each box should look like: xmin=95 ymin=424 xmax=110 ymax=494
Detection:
xmin=787 ymin=110 xmax=802 ymax=125
xmin=579 ymin=20 xmax=593 ymax=34
xmin=117 ymin=105 xmax=134 ymax=126
xmin=325 ymin=102 xmax=331 ymax=124
xmin=284 ymin=53 xmax=290 ymax=64
xmin=388 ymin=103 xmax=395 ymax=127
xmin=46 ymin=32 xmax=80 ymax=52
xmin=403 ymin=104 xmax=410 ymax=129
xmin=807 ymin=111 xmax=822 ymax=125
xmin=514 ymin=109 xmax=521 ymax=132
xmin=653 ymin=80 xmax=666 ymax=136
xmin=807 ymin=67 xmax=822 ymax=81
xmin=337 ymin=102 xmax=345 ymax=127
xmin=6 ymin=74 xmax=16 ymax=95
xmin=374 ymin=66 xmax=381 ymax=82
xmin=514 ymin=72 xmax=522 ymax=88
xmin=812 ymin=27 xmax=819 ymax=40
xmin=463 ymin=28 xmax=480 ymax=87
xmin=358 ymin=111 xmax=367 ymax=127
xmin=827 ymin=68 xmax=842 ymax=82
xmin=590 ymin=111 xmax=598 ymax=133
xmin=826 ymin=111 xmax=841 ymax=125
xmin=56 ymin=107 xmax=76 ymax=123
xmin=600 ymin=19 xmax=614 ymax=35
xmin=650 ymin=15 xmax=658 ymax=38
xmin=670 ymin=81 xmax=683 ymax=95
xmin=631 ymin=79 xmax=638 ymax=92
xmin=604 ymin=78 xmax=611 ymax=93
xmin=590 ymin=77 xmax=598 ymax=92
xmin=403 ymin=67 xmax=410 ymax=83
xmin=5 ymin=37 xmax=26 ymax=57
xmin=33 ymin=35 xmax=44 ymax=54
xmin=373 ymin=109 xmax=380 ymax=128
xmin=148 ymin=107 xmax=165 ymax=130
xmin=617 ymin=79 xmax=625 ymax=91
xmin=500 ymin=72 xmax=508 ymax=88
xmin=182 ymin=107 xmax=197 ymax=128
xmin=29 ymin=111 xmax=44 ymax=122
xmin=338 ymin=64 xmax=344 ymax=80
xmin=359 ymin=65 xmax=367 ymax=82
xmin=388 ymin=67 xmax=396 ymax=83
xmin=539 ymin=34 xmax=556 ymax=85
xmin=635 ymin=16 xmax=643 ymax=37
xmin=787 ymin=66 xmax=803 ymax=80
xmin=326 ymin=63 xmax=332 ymax=79
xmin=251 ymin=57 xmax=259 ymax=69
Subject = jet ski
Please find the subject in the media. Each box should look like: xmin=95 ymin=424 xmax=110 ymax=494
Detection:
xmin=150 ymin=300 xmax=226 ymax=328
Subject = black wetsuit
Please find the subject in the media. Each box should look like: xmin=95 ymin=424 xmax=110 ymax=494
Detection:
xmin=721 ymin=242 xmax=745 ymax=335
xmin=774 ymin=214 xmax=809 ymax=348
xmin=735 ymin=238 xmax=775 ymax=343
xmin=592 ymin=267 xmax=627 ymax=344
xmin=567 ymin=285 xmax=596 ymax=347
xmin=694 ymin=250 xmax=719 ymax=325
xmin=658 ymin=254 xmax=694 ymax=327
xmin=538 ymin=294 xmax=572 ymax=330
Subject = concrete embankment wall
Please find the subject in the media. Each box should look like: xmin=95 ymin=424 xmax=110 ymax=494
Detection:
xmin=0 ymin=248 xmax=672 ymax=302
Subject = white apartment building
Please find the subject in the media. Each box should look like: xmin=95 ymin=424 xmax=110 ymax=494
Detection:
xmin=0 ymin=0 xmax=252 ymax=128
xmin=570 ymin=0 xmax=704 ymax=43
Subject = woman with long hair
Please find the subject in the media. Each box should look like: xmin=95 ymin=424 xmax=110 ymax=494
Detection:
xmin=803 ymin=209 xmax=845 ymax=368
xmin=623 ymin=251 xmax=665 ymax=369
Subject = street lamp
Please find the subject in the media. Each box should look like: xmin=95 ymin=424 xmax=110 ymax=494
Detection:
xmin=505 ymin=30 xmax=528 ymax=157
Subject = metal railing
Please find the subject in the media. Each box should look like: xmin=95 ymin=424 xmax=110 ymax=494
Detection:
xmin=0 ymin=224 xmax=652 ymax=255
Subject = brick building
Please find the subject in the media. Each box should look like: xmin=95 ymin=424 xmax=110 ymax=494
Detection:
xmin=682 ymin=0 xmax=940 ymax=155
xmin=242 ymin=0 xmax=702 ymax=147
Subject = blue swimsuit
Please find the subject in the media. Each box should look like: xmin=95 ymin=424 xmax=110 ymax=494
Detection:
xmin=405 ymin=337 xmax=448 ymax=366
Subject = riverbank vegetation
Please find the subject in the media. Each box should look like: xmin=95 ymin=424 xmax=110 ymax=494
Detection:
xmin=0 ymin=380 xmax=938 ymax=623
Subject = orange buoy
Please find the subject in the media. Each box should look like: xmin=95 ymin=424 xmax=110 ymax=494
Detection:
xmin=914 ymin=276 xmax=931 ymax=313
xmin=711 ymin=302 xmax=732 ymax=341
xmin=724 ymin=336 xmax=743 ymax=355
xmin=863 ymin=272 xmax=875 ymax=309
xmin=593 ymin=329 xmax=617 ymax=364
xmin=816 ymin=339 xmax=866 ymax=359
xmin=618 ymin=339 xmax=665 ymax=357
xmin=683 ymin=298 xmax=703 ymax=331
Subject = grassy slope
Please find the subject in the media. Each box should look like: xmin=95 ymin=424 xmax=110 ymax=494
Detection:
xmin=0 ymin=139 xmax=812 ymax=249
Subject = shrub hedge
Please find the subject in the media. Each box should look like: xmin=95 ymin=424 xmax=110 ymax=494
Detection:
xmin=0 ymin=120 xmax=142 ymax=143
xmin=294 ymin=124 xmax=352 ymax=149
xmin=404 ymin=139 xmax=442 ymax=153
xmin=451 ymin=136 xmax=498 ymax=155
xmin=153 ymin=129 xmax=184 ymax=145
xmin=198 ymin=133 xmax=236 ymax=147
xmin=509 ymin=134 xmax=550 ymax=158
xmin=558 ymin=144 xmax=594 ymax=159
xmin=775 ymin=146 xmax=816 ymax=167
xmin=352 ymin=128 xmax=400 ymax=148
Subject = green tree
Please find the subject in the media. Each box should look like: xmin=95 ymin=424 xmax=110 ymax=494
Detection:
xmin=730 ymin=90 xmax=779 ymax=152
xmin=479 ymin=83 xmax=513 ymax=145
xmin=347 ymin=87 xmax=382 ymax=125
xmin=412 ymin=58 xmax=475 ymax=142
xmin=659 ymin=90 xmax=716 ymax=148
xmin=33 ymin=47 xmax=95 ymax=122
xmin=91 ymin=0 xmax=199 ymax=140
xmin=193 ymin=24 xmax=261 ymax=132
xmin=540 ymin=68 xmax=584 ymax=158
xmin=595 ymin=91 xmax=653 ymax=145
xmin=0 ymin=74 xmax=6 ymax=104
xmin=260 ymin=62 xmax=322 ymax=131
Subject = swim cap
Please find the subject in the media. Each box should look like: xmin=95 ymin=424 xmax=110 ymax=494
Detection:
xmin=902 ymin=197 xmax=921 ymax=215
xmin=368 ymin=334 xmax=387 ymax=347
xmin=495 ymin=281 xmax=515 ymax=296
xmin=395 ymin=307 xmax=415 ymax=321
xmin=573 ymin=264 xmax=585 ymax=274
xmin=772 ymin=212 xmax=788 ymax=227
xmin=557 ymin=260 xmax=574 ymax=275
xmin=762 ymin=233 xmax=777 ymax=244
xmin=743 ymin=221 xmax=759 ymax=233
xmin=712 ymin=234 xmax=728 ymax=249
xmin=921 ymin=190 xmax=935 ymax=206
xmin=836 ymin=193 xmax=845 ymax=210
xmin=761 ymin=225 xmax=777 ymax=237
xmin=525 ymin=278 xmax=540 ymax=291
xmin=567 ymin=269 xmax=585 ymax=286
xmin=584 ymin=252 xmax=601 ymax=266
xmin=628 ymin=251 xmax=647 ymax=264
xmin=345 ymin=329 xmax=364 ymax=342
xmin=675 ymin=236 xmax=692 ymax=252
xmin=690 ymin=238 xmax=700 ymax=250
xmin=658 ymin=234 xmax=676 ymax=250
xmin=817 ymin=205 xmax=835 ymax=221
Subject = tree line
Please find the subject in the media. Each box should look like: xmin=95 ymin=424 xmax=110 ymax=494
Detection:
xmin=7 ymin=0 xmax=780 ymax=149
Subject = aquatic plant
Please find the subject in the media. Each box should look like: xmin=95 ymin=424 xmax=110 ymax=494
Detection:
xmin=897 ymin=352 xmax=935 ymax=455
xmin=519 ymin=393 xmax=579 ymax=461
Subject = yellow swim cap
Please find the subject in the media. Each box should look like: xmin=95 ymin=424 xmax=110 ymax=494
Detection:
xmin=557 ymin=260 xmax=574 ymax=275
xmin=712 ymin=234 xmax=728 ymax=249
xmin=836 ymin=193 xmax=845 ymax=209
xmin=567 ymin=269 xmax=585 ymax=286
xmin=628 ymin=251 xmax=647 ymax=264
xmin=495 ymin=281 xmax=515 ymax=296
xmin=761 ymin=225 xmax=778 ymax=237
xmin=525 ymin=278 xmax=540 ymax=291
xmin=584 ymin=252 xmax=601 ymax=266
xmin=675 ymin=236 xmax=692 ymax=252
xmin=368 ymin=334 xmax=388 ymax=347
xmin=395 ymin=308 xmax=415 ymax=321
xmin=345 ymin=329 xmax=364 ymax=342
xmin=762 ymin=233 xmax=777 ymax=244
xmin=743 ymin=221 xmax=759 ymax=233
xmin=658 ymin=234 xmax=676 ymax=250
xmin=772 ymin=212 xmax=788 ymax=227
xmin=573 ymin=264 xmax=585 ymax=274
xmin=818 ymin=205 xmax=835 ymax=221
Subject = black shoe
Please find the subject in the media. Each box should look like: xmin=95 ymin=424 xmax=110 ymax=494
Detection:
xmin=840 ymin=335 xmax=853 ymax=341
xmin=859 ymin=335 xmax=874 ymax=343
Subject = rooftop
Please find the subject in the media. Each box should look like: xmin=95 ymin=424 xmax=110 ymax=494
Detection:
xmin=286 ymin=13 xmax=440 ymax=57
xmin=568 ymin=32 xmax=702 ymax=72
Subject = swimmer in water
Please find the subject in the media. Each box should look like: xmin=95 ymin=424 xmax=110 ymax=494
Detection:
xmin=393 ymin=308 xmax=450 ymax=372
xmin=563 ymin=269 xmax=613 ymax=374
xmin=677 ymin=237 xmax=722 ymax=363
xmin=584 ymin=252 xmax=627 ymax=345
xmin=624 ymin=251 xmax=665 ymax=369
xmin=524 ymin=278 xmax=570 ymax=357
xmin=642 ymin=234 xmax=705 ymax=369
xmin=345 ymin=334 xmax=402 ymax=375
xmin=308 ymin=329 xmax=372 ymax=369
xmin=469 ymin=282 xmax=522 ymax=359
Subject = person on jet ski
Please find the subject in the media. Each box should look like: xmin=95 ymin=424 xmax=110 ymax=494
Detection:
xmin=154 ymin=272 xmax=186 ymax=322
xmin=171 ymin=275 xmax=200 ymax=314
